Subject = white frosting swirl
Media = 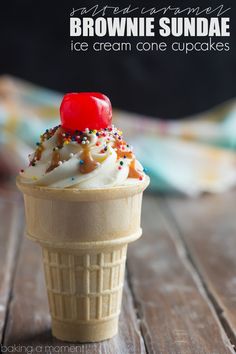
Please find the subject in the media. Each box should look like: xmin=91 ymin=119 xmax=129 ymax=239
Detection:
xmin=20 ymin=126 xmax=145 ymax=189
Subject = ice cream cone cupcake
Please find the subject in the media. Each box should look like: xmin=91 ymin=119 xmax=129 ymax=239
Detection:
xmin=17 ymin=92 xmax=149 ymax=342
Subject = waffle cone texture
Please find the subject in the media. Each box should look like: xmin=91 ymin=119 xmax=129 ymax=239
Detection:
xmin=17 ymin=176 xmax=149 ymax=342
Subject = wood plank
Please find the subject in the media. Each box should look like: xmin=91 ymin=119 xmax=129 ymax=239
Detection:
xmin=166 ymin=191 xmax=236 ymax=343
xmin=4 ymin=235 xmax=146 ymax=353
xmin=0 ymin=197 xmax=23 ymax=343
xmin=127 ymin=195 xmax=234 ymax=354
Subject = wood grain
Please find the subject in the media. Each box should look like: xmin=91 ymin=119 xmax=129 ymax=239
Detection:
xmin=0 ymin=197 xmax=23 ymax=342
xmin=127 ymin=195 xmax=234 ymax=354
xmin=166 ymin=192 xmax=236 ymax=343
xmin=4 ymin=235 xmax=146 ymax=354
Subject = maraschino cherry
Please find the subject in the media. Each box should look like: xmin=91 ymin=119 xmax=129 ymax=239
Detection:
xmin=60 ymin=92 xmax=112 ymax=132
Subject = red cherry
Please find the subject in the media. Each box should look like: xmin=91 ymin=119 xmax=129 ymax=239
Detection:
xmin=60 ymin=92 xmax=112 ymax=132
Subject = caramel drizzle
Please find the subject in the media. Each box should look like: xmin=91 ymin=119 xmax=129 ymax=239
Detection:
xmin=34 ymin=145 xmax=44 ymax=162
xmin=116 ymin=149 xmax=133 ymax=159
xmin=113 ymin=140 xmax=133 ymax=159
xmin=56 ymin=127 xmax=65 ymax=147
xmin=46 ymin=128 xmax=64 ymax=173
xmin=114 ymin=138 xmax=142 ymax=179
xmin=128 ymin=159 xmax=143 ymax=179
xmin=46 ymin=150 xmax=61 ymax=173
xmin=79 ymin=145 xmax=99 ymax=174
xmin=30 ymin=144 xmax=44 ymax=166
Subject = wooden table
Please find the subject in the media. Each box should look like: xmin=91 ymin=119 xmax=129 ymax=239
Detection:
xmin=1 ymin=184 xmax=236 ymax=354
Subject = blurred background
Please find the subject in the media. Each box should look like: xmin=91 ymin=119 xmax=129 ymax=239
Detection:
xmin=0 ymin=0 xmax=236 ymax=195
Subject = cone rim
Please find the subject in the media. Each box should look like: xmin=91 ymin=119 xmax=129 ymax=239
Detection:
xmin=16 ymin=175 xmax=150 ymax=201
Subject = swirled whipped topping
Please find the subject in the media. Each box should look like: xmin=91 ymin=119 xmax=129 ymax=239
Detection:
xmin=19 ymin=125 xmax=146 ymax=189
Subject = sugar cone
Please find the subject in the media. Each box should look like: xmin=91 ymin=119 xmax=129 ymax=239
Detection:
xmin=16 ymin=176 xmax=149 ymax=342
